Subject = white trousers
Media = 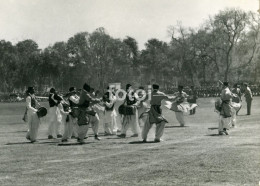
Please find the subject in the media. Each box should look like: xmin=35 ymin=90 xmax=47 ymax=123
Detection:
xmin=175 ymin=112 xmax=185 ymax=126
xmin=115 ymin=115 xmax=122 ymax=131
xmin=231 ymin=108 xmax=236 ymax=126
xmin=218 ymin=115 xmax=231 ymax=132
xmin=111 ymin=115 xmax=119 ymax=133
xmin=90 ymin=114 xmax=99 ymax=135
xmin=141 ymin=115 xmax=166 ymax=141
xmin=62 ymin=115 xmax=75 ymax=140
xmin=48 ymin=107 xmax=62 ymax=137
xmin=103 ymin=110 xmax=118 ymax=134
xmin=26 ymin=112 xmax=40 ymax=141
xmin=114 ymin=103 xmax=121 ymax=131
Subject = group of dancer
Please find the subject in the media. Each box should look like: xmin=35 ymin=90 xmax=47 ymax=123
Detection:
xmin=23 ymin=80 xmax=251 ymax=143
xmin=24 ymin=83 xmax=199 ymax=143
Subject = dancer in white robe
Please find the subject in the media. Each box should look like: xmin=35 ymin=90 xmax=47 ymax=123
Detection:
xmin=47 ymin=88 xmax=62 ymax=139
xmin=172 ymin=85 xmax=189 ymax=127
xmin=102 ymin=91 xmax=117 ymax=135
xmin=24 ymin=87 xmax=41 ymax=142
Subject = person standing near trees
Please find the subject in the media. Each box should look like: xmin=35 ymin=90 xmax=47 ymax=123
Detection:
xmin=188 ymin=86 xmax=197 ymax=115
xmin=243 ymin=83 xmax=253 ymax=115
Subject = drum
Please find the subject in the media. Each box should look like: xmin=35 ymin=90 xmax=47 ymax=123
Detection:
xmin=215 ymin=99 xmax=222 ymax=113
xmin=86 ymin=109 xmax=96 ymax=116
xmin=62 ymin=102 xmax=70 ymax=112
xmin=37 ymin=107 xmax=47 ymax=118
xmin=118 ymin=104 xmax=136 ymax=115
xmin=231 ymin=102 xmax=241 ymax=112
xmin=232 ymin=96 xmax=240 ymax=104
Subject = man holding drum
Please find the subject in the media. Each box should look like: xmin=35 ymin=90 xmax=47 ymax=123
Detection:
xmin=118 ymin=84 xmax=140 ymax=138
xmin=25 ymin=87 xmax=46 ymax=143
xmin=77 ymin=83 xmax=102 ymax=144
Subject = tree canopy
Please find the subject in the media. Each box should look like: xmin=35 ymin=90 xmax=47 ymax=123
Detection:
xmin=0 ymin=9 xmax=260 ymax=93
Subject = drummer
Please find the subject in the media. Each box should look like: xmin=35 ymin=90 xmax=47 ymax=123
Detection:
xmin=58 ymin=95 xmax=72 ymax=142
xmin=77 ymin=83 xmax=102 ymax=143
xmin=67 ymin=87 xmax=80 ymax=139
xmin=47 ymin=88 xmax=63 ymax=139
xmin=24 ymin=87 xmax=41 ymax=143
xmin=117 ymin=84 xmax=140 ymax=138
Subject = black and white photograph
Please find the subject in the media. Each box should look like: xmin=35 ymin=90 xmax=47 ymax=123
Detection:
xmin=0 ymin=0 xmax=259 ymax=185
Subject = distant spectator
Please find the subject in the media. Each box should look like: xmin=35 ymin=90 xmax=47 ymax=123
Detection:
xmin=243 ymin=83 xmax=253 ymax=115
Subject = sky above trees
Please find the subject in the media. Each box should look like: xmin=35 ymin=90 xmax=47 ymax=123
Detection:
xmin=0 ymin=0 xmax=257 ymax=50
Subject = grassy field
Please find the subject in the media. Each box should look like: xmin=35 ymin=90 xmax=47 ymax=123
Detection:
xmin=0 ymin=97 xmax=259 ymax=186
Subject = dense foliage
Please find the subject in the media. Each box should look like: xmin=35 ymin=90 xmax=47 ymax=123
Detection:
xmin=0 ymin=9 xmax=260 ymax=93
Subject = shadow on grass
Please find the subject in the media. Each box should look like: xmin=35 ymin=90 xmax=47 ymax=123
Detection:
xmin=106 ymin=137 xmax=121 ymax=140
xmin=237 ymin=143 xmax=260 ymax=147
xmin=2 ymin=122 xmax=24 ymax=125
xmin=0 ymin=130 xmax=27 ymax=134
xmin=237 ymin=114 xmax=250 ymax=117
xmin=205 ymin=134 xmax=221 ymax=137
xmin=5 ymin=142 xmax=32 ymax=145
xmin=37 ymin=138 xmax=58 ymax=140
xmin=38 ymin=141 xmax=60 ymax=144
xmin=129 ymin=141 xmax=161 ymax=144
xmin=57 ymin=142 xmax=95 ymax=146
xmin=6 ymin=141 xmax=62 ymax=145
xmin=208 ymin=127 xmax=218 ymax=130
xmin=165 ymin=126 xmax=189 ymax=128
xmin=106 ymin=136 xmax=133 ymax=140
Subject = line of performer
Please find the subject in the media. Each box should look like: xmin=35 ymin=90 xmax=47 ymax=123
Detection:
xmin=23 ymin=81 xmax=252 ymax=143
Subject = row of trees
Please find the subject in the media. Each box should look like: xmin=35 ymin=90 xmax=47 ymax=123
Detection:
xmin=0 ymin=8 xmax=260 ymax=93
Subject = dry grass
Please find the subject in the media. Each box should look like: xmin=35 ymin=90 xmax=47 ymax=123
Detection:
xmin=0 ymin=98 xmax=259 ymax=186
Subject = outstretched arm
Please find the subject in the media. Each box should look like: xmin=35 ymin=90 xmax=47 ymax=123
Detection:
xmin=86 ymin=94 xmax=102 ymax=104
xmin=58 ymin=103 xmax=70 ymax=115
xmin=166 ymin=95 xmax=177 ymax=101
